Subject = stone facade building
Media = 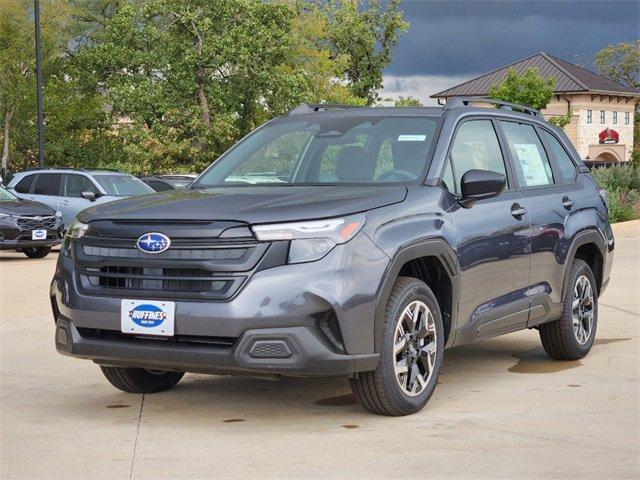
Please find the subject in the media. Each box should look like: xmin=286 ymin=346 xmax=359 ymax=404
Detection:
xmin=432 ymin=52 xmax=639 ymax=163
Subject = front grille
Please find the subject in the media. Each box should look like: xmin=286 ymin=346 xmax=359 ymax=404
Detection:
xmin=17 ymin=215 xmax=57 ymax=230
xmin=82 ymin=244 xmax=247 ymax=260
xmin=83 ymin=265 xmax=233 ymax=294
xmin=73 ymin=224 xmax=285 ymax=301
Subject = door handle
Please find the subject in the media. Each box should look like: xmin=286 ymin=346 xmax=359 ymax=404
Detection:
xmin=510 ymin=203 xmax=526 ymax=219
xmin=562 ymin=196 xmax=574 ymax=210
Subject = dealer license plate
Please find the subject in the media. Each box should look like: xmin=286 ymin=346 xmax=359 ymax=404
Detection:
xmin=121 ymin=299 xmax=175 ymax=336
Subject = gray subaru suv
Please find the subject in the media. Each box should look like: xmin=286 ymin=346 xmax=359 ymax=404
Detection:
xmin=52 ymin=99 xmax=614 ymax=415
xmin=8 ymin=168 xmax=154 ymax=228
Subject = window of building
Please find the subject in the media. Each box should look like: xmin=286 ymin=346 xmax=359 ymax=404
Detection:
xmin=613 ymin=112 xmax=617 ymax=125
xmin=500 ymin=121 xmax=554 ymax=188
xmin=626 ymin=112 xmax=630 ymax=125
xmin=586 ymin=110 xmax=592 ymax=124
xmin=600 ymin=111 xmax=605 ymax=124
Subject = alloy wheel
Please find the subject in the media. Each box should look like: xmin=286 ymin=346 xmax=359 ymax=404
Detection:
xmin=572 ymin=275 xmax=594 ymax=345
xmin=393 ymin=300 xmax=437 ymax=397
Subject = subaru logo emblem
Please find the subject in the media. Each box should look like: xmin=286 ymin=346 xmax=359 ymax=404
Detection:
xmin=136 ymin=232 xmax=171 ymax=253
xmin=35 ymin=216 xmax=42 ymax=221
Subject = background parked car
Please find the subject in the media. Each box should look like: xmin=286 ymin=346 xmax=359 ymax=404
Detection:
xmin=140 ymin=174 xmax=197 ymax=192
xmin=0 ymin=186 xmax=63 ymax=258
xmin=7 ymin=168 xmax=154 ymax=228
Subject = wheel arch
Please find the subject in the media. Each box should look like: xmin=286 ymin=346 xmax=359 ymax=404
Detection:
xmin=562 ymin=229 xmax=606 ymax=300
xmin=374 ymin=239 xmax=459 ymax=353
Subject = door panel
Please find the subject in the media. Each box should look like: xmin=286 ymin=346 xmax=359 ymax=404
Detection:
xmin=450 ymin=191 xmax=531 ymax=333
xmin=60 ymin=174 xmax=98 ymax=226
xmin=31 ymin=173 xmax=63 ymax=212
xmin=444 ymin=118 xmax=531 ymax=338
xmin=498 ymin=121 xmax=574 ymax=310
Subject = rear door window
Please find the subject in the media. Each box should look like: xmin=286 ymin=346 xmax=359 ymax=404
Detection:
xmin=14 ymin=174 xmax=35 ymax=193
xmin=33 ymin=173 xmax=63 ymax=196
xmin=499 ymin=121 xmax=554 ymax=188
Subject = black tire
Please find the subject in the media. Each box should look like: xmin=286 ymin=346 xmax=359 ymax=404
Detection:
xmin=350 ymin=277 xmax=444 ymax=416
xmin=100 ymin=366 xmax=184 ymax=394
xmin=539 ymin=259 xmax=598 ymax=360
xmin=22 ymin=246 xmax=51 ymax=258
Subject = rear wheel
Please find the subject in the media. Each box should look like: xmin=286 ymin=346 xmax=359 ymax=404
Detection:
xmin=350 ymin=277 xmax=444 ymax=416
xmin=100 ymin=366 xmax=184 ymax=394
xmin=539 ymin=259 xmax=598 ymax=360
xmin=22 ymin=246 xmax=51 ymax=258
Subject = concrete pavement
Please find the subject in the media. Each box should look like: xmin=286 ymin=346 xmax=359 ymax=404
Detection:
xmin=1 ymin=221 xmax=638 ymax=479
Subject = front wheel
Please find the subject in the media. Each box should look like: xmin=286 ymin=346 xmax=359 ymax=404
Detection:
xmin=100 ymin=366 xmax=184 ymax=394
xmin=22 ymin=246 xmax=51 ymax=258
xmin=539 ymin=259 xmax=598 ymax=360
xmin=350 ymin=277 xmax=444 ymax=416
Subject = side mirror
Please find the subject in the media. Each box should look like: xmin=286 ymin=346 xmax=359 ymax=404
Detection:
xmin=81 ymin=191 xmax=97 ymax=202
xmin=459 ymin=169 xmax=506 ymax=208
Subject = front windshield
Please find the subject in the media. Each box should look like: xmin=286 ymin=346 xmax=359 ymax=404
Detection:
xmin=0 ymin=187 xmax=17 ymax=200
xmin=93 ymin=175 xmax=155 ymax=196
xmin=194 ymin=116 xmax=439 ymax=187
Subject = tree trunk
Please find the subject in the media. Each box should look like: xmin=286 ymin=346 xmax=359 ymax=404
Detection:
xmin=1 ymin=108 xmax=12 ymax=182
xmin=194 ymin=32 xmax=211 ymax=127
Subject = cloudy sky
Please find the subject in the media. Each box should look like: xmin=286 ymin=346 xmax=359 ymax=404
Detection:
xmin=381 ymin=0 xmax=640 ymax=105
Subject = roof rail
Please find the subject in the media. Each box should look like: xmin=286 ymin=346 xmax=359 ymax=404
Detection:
xmin=287 ymin=103 xmax=362 ymax=116
xmin=22 ymin=166 xmax=126 ymax=174
xmin=24 ymin=166 xmax=89 ymax=172
xmin=444 ymin=97 xmax=539 ymax=117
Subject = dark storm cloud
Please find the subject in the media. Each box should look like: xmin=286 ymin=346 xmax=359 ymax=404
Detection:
xmin=387 ymin=0 xmax=640 ymax=76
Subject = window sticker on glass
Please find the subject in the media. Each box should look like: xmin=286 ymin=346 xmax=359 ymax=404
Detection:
xmin=514 ymin=144 xmax=549 ymax=187
xmin=397 ymin=135 xmax=426 ymax=142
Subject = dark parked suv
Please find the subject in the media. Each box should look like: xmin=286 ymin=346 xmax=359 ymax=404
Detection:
xmin=52 ymin=99 xmax=613 ymax=415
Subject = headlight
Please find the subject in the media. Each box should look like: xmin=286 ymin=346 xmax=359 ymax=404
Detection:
xmin=0 ymin=212 xmax=12 ymax=218
xmin=65 ymin=221 xmax=89 ymax=239
xmin=55 ymin=210 xmax=62 ymax=218
xmin=61 ymin=221 xmax=89 ymax=257
xmin=252 ymin=214 xmax=365 ymax=264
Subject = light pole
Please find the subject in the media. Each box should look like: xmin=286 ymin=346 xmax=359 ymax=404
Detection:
xmin=34 ymin=0 xmax=44 ymax=168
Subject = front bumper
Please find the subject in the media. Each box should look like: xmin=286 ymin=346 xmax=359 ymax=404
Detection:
xmin=54 ymin=317 xmax=378 ymax=376
xmin=51 ymin=232 xmax=387 ymax=376
xmin=0 ymin=227 xmax=62 ymax=249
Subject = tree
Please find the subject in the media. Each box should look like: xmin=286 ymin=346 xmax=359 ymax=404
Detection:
xmin=324 ymin=0 xmax=408 ymax=105
xmin=548 ymin=110 xmax=572 ymax=129
xmin=394 ymin=96 xmax=422 ymax=107
xmin=594 ymin=40 xmax=640 ymax=89
xmin=2 ymin=0 xmax=406 ymax=175
xmin=0 ymin=0 xmax=73 ymax=178
xmin=488 ymin=67 xmax=556 ymax=111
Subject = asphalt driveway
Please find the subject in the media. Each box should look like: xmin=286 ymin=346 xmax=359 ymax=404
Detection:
xmin=1 ymin=221 xmax=638 ymax=479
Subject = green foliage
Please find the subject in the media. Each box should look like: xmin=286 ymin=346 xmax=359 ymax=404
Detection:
xmin=594 ymin=40 xmax=640 ymax=89
xmin=592 ymin=164 xmax=640 ymax=223
xmin=548 ymin=110 xmax=573 ymax=129
xmin=1 ymin=0 xmax=405 ymax=176
xmin=488 ymin=68 xmax=556 ymax=111
xmin=325 ymin=0 xmax=408 ymax=105
xmin=394 ymin=96 xmax=422 ymax=107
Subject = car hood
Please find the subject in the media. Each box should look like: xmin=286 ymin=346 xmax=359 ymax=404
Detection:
xmin=78 ymin=186 xmax=407 ymax=224
xmin=0 ymin=198 xmax=56 ymax=216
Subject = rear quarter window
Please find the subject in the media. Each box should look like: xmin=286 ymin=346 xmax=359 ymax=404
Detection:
xmin=540 ymin=130 xmax=577 ymax=182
